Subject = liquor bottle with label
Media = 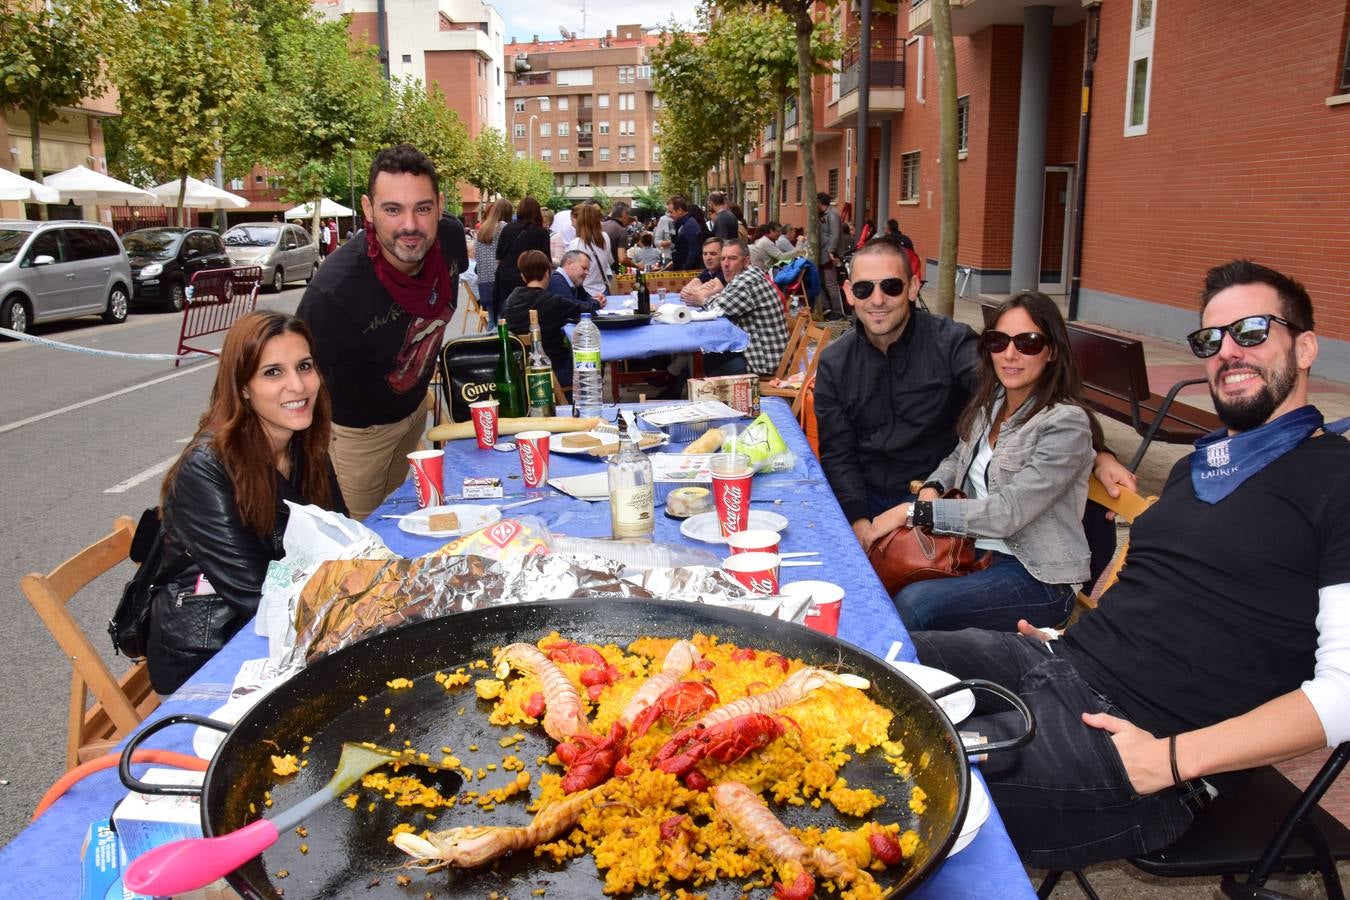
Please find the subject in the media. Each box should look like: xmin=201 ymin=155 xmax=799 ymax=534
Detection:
xmin=635 ymin=267 xmax=651 ymax=316
xmin=608 ymin=438 xmax=654 ymax=540
xmin=493 ymin=318 xmax=527 ymax=418
xmin=525 ymin=309 xmax=556 ymax=417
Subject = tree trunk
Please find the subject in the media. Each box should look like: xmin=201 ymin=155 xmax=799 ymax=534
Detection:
xmin=795 ymin=8 xmax=818 ymax=265
xmin=30 ymin=108 xmax=46 ymax=221
xmin=177 ymin=174 xmax=188 ymax=228
xmin=771 ymin=94 xmax=785 ymax=223
xmin=931 ymin=0 xmax=960 ymax=318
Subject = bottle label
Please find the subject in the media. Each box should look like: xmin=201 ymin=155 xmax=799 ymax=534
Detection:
xmin=526 ymin=370 xmax=554 ymax=413
xmin=611 ymin=484 xmax=655 ymax=538
xmin=574 ymin=348 xmax=601 ymax=369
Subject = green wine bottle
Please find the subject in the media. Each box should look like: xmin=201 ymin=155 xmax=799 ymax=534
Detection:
xmin=493 ymin=318 xmax=527 ymax=418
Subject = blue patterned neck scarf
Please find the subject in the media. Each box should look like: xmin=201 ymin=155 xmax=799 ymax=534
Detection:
xmin=1191 ymin=405 xmax=1323 ymax=504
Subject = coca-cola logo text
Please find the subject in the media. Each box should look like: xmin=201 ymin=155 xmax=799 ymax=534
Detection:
xmin=720 ymin=485 xmax=745 ymax=520
xmin=748 ymin=575 xmax=776 ymax=594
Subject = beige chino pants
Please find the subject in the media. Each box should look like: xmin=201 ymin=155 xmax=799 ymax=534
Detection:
xmin=330 ymin=396 xmax=430 ymax=520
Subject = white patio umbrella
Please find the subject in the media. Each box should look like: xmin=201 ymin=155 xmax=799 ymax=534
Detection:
xmin=149 ymin=176 xmax=249 ymax=209
xmin=283 ymin=198 xmax=354 ymax=220
xmin=0 ymin=167 xmax=60 ymax=204
xmin=42 ymin=165 xmax=156 ymax=204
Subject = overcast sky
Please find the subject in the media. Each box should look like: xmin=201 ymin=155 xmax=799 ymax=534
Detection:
xmin=495 ymin=0 xmax=701 ymax=44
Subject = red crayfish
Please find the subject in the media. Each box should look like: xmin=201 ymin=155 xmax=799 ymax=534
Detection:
xmin=652 ymin=713 xmax=793 ymax=779
xmin=556 ymin=720 xmax=627 ymax=793
xmin=630 ymin=681 xmax=720 ymax=739
xmin=544 ymin=639 xmax=620 ymax=701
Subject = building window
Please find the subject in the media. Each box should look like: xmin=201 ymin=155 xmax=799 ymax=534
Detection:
xmin=539 ymin=97 xmax=551 ymax=111
xmin=619 ymin=145 xmax=636 ymax=161
xmin=900 ymin=151 xmax=920 ymax=201
xmin=598 ymin=120 xmax=610 ymax=134
xmin=617 ymin=65 xmax=634 ymax=84
xmin=516 ymin=150 xmax=526 ymax=159
xmin=780 ymin=178 xmax=788 ymax=203
xmin=560 ymin=148 xmax=570 ymax=161
xmin=539 ymin=122 xmax=551 ymax=137
xmin=957 ymin=95 xmax=970 ymax=153
xmin=637 ymin=64 xmax=651 ymax=80
xmin=514 ymin=99 xmax=526 ymax=112
xmin=402 ymin=54 xmax=412 ymax=64
xmin=794 ymin=175 xmax=803 ymax=204
xmin=652 ymin=121 xmax=661 ymax=135
xmin=558 ymin=121 xmax=570 ymax=136
xmin=827 ymin=168 xmax=838 ymax=200
xmin=229 ymin=177 xmax=244 ymax=190
xmin=514 ymin=124 xmax=526 ymax=138
xmin=652 ymin=94 xmax=662 ymax=109
xmin=556 ymin=68 xmax=594 ymax=86
xmin=619 ymin=172 xmax=631 ymax=185
xmin=618 ymin=93 xmax=635 ymax=111
xmin=558 ymin=96 xmax=569 ymax=110
xmin=564 ymin=173 xmax=576 ymax=186
xmin=599 ymin=147 xmax=611 ymax=161
xmin=597 ymin=93 xmax=610 ymax=108
xmin=1341 ymin=26 xmax=1350 ymax=88
xmin=1124 ymin=0 xmax=1155 ymax=135
xmin=541 ymin=149 xmax=552 ymax=161
xmin=652 ymin=145 xmax=661 ymax=161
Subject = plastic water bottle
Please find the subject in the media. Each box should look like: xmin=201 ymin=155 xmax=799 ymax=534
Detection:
xmin=572 ymin=313 xmax=603 ymax=417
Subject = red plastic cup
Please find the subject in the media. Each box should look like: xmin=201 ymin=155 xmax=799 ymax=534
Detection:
xmin=723 ymin=552 xmax=781 ymax=595
xmin=516 ymin=430 xmax=551 ymax=488
xmin=406 ymin=449 xmax=445 ymax=508
xmin=710 ymin=453 xmax=753 ymax=537
xmin=726 ymin=529 xmax=781 ymax=555
xmin=469 ymin=399 xmax=500 ymax=449
xmin=782 ymin=581 xmax=845 ymax=636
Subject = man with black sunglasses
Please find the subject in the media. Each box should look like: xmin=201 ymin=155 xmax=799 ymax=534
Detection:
xmin=911 ymin=259 xmax=1350 ymax=871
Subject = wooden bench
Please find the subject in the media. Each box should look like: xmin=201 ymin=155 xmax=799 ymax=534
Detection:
xmin=978 ymin=303 xmax=1220 ymax=470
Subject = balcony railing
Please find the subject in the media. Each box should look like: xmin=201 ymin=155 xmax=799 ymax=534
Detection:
xmin=784 ymin=103 xmax=798 ymax=130
xmin=576 ymin=107 xmax=593 ymax=122
xmin=517 ymin=72 xmax=550 ymax=85
xmin=577 ymin=155 xmax=593 ymax=167
xmin=577 ymin=134 xmax=593 ymax=148
xmin=839 ymin=40 xmax=906 ymax=97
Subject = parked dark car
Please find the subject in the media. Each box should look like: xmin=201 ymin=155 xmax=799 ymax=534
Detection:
xmin=124 ymin=227 xmax=232 ymax=311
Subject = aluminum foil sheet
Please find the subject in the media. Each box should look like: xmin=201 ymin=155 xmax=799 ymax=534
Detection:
xmin=624 ymin=565 xmax=814 ymax=623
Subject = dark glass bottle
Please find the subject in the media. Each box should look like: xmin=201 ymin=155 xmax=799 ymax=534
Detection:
xmin=635 ymin=268 xmax=651 ymax=315
xmin=493 ymin=317 xmax=527 ymax=418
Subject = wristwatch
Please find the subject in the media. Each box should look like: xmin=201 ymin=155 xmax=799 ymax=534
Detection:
xmin=905 ymin=504 xmax=915 ymax=529
xmin=921 ymin=480 xmax=944 ymax=495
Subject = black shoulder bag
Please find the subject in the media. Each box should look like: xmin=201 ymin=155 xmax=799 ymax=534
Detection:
xmin=108 ymin=508 xmax=193 ymax=659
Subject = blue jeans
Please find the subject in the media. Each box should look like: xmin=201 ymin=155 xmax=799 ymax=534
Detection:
xmin=893 ymin=551 xmax=1075 ymax=632
xmin=912 ymin=629 xmax=1195 ymax=870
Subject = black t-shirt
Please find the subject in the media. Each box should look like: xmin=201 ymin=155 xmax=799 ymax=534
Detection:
xmin=1060 ymin=431 xmax=1350 ymax=738
xmin=697 ymin=267 xmax=727 ymax=286
xmin=712 ymin=208 xmax=739 ymax=241
xmin=297 ymin=218 xmax=467 ymax=427
xmin=502 ymin=285 xmax=600 ymax=385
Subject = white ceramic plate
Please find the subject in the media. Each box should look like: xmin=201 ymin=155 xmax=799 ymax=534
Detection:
xmin=889 ymin=661 xmax=976 ymax=725
xmin=397 ymin=504 xmax=503 ymax=538
xmin=679 ymin=510 xmax=789 ymax=544
xmin=949 ymin=776 xmax=991 ymax=856
xmin=549 ymin=431 xmax=621 ymax=455
xmin=192 ymin=690 xmax=271 ymax=759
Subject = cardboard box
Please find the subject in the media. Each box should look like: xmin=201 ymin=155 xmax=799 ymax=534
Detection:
xmin=686 ymin=375 xmax=761 ymax=417
xmin=81 ymin=820 xmax=122 ymax=900
xmin=111 ymin=768 xmax=205 ymax=863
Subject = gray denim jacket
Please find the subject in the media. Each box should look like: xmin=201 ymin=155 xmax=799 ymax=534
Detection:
xmin=926 ymin=397 xmax=1094 ymax=584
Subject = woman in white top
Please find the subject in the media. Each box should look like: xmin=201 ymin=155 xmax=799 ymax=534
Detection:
xmin=566 ymin=203 xmax=613 ymax=298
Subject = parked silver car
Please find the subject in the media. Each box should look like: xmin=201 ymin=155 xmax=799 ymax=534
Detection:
xmin=222 ymin=223 xmax=320 ymax=293
xmin=0 ymin=220 xmax=133 ymax=335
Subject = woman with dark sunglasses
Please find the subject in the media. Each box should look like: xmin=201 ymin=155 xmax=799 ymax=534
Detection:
xmin=876 ymin=292 xmax=1095 ymax=631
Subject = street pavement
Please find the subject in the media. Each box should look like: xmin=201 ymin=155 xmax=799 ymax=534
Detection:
xmin=0 ymin=287 xmax=306 ymax=843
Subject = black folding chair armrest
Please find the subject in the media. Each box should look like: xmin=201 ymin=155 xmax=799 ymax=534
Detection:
xmin=1128 ymin=377 xmax=1208 ymax=471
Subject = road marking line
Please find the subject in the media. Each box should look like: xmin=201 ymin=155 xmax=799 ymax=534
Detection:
xmin=0 ymin=361 xmax=217 ymax=437
xmin=105 ymin=453 xmax=180 ymax=494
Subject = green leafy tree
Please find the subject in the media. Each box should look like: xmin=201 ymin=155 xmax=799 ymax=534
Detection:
xmin=468 ymin=127 xmax=517 ymax=200
xmin=0 ymin=1 xmax=108 ymax=214
xmin=630 ymin=182 xmax=666 ymax=218
xmin=650 ymin=28 xmax=728 ymax=200
xmin=543 ymin=188 xmax=574 ymax=213
xmin=376 ymin=78 xmax=473 ymax=200
xmin=106 ymin=0 xmax=264 ymax=223
xmin=512 ymin=158 xmax=555 ymax=202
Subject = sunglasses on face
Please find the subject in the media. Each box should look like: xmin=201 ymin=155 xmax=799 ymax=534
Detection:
xmin=1186 ymin=314 xmax=1300 ymax=359
xmin=979 ymin=330 xmax=1049 ymax=355
xmin=849 ymin=278 xmax=907 ymax=300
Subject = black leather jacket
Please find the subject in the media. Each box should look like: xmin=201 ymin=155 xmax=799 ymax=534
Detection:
xmin=147 ymin=440 xmax=345 ymax=694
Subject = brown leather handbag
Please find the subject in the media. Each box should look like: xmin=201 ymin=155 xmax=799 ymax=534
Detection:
xmin=867 ymin=490 xmax=993 ymax=594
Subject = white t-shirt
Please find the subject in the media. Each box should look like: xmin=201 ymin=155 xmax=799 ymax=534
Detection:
xmin=567 ymin=233 xmax=613 ymax=297
xmin=967 ymin=433 xmax=1013 ymax=556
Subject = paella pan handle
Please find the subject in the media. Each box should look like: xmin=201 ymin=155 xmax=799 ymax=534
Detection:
xmin=118 ymin=714 xmax=229 ymax=796
xmin=930 ymin=679 xmax=1036 ymax=756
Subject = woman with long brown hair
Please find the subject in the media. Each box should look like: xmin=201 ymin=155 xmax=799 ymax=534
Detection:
xmin=876 ymin=292 xmax=1095 ymax=632
xmin=494 ymin=196 xmax=552 ymax=311
xmin=566 ymin=202 xmax=614 ymax=298
xmin=472 ymin=198 xmax=512 ymax=321
xmin=147 ymin=311 xmax=345 ymax=693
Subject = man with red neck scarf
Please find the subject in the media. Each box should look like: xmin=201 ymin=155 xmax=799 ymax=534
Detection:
xmin=298 ymin=144 xmax=468 ymax=519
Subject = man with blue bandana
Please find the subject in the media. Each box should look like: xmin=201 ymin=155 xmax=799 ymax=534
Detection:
xmin=912 ymin=259 xmax=1350 ymax=870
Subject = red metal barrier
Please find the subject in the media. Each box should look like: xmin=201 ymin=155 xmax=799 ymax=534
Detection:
xmin=175 ymin=267 xmax=262 ymax=366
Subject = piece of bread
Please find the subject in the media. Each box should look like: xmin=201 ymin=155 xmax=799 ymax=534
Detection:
xmin=683 ymin=428 xmax=724 ymax=455
xmin=428 ymin=511 xmax=460 ymax=531
xmin=562 ymin=433 xmax=604 ymax=449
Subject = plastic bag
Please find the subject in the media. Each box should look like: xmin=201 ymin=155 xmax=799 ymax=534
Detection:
xmin=719 ymin=414 xmax=797 ymax=474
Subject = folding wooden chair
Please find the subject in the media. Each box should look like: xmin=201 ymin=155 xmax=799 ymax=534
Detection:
xmin=765 ymin=309 xmax=810 ymax=384
xmin=1076 ymin=478 xmax=1158 ymax=610
xmin=458 ymin=275 xmax=490 ymax=333
xmin=20 ymin=517 xmax=160 ymax=771
xmin=762 ymin=320 xmax=832 ymax=416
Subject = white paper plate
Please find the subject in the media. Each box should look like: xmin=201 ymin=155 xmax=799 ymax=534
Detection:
xmin=549 ymin=431 xmax=621 ymax=455
xmin=889 ymin=661 xmax=976 ymax=725
xmin=397 ymin=504 xmax=503 ymax=538
xmin=192 ymin=690 xmax=271 ymax=759
xmin=679 ymin=510 xmax=789 ymax=544
xmin=949 ymin=776 xmax=991 ymax=856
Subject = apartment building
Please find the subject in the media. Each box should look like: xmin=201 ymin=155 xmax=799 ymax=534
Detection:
xmin=505 ymin=25 xmax=663 ymax=204
xmin=752 ymin=0 xmax=1350 ymax=381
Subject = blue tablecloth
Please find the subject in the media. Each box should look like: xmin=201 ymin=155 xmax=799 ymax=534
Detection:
xmin=0 ymin=399 xmax=1034 ymax=899
xmin=563 ymin=294 xmax=749 ymax=361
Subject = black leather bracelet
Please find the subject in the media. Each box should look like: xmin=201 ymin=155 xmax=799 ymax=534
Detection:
xmin=912 ymin=501 xmax=934 ymax=529
xmin=921 ymin=480 xmax=944 ymax=495
xmin=1169 ymin=734 xmax=1184 ymax=787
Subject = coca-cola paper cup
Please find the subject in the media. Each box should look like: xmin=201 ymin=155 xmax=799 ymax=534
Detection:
xmin=726 ymin=529 xmax=781 ymax=555
xmin=469 ymin=399 xmax=500 ymax=449
xmin=723 ymin=551 xmax=781 ymax=595
xmin=781 ymin=581 xmax=845 ymax=636
xmin=515 ymin=430 xmax=551 ymax=488
xmin=710 ymin=453 xmax=753 ymax=537
xmin=406 ymin=449 xmax=445 ymax=508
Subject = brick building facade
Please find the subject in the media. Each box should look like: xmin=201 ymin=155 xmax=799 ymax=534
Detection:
xmin=748 ymin=0 xmax=1350 ymax=381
